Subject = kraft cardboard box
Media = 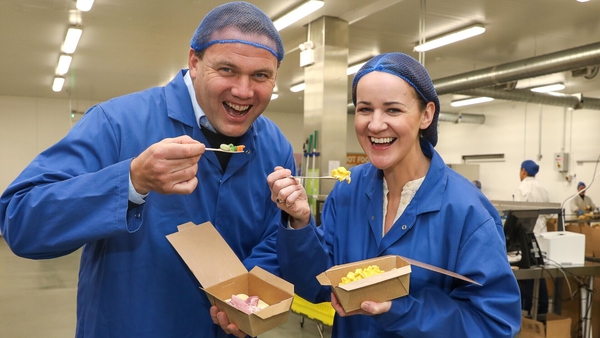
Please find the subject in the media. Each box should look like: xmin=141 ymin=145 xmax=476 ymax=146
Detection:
xmin=166 ymin=222 xmax=294 ymax=337
xmin=316 ymin=255 xmax=480 ymax=312
xmin=520 ymin=313 xmax=571 ymax=338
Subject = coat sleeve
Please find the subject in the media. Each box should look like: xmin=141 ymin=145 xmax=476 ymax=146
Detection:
xmin=0 ymin=105 xmax=140 ymax=259
xmin=373 ymin=219 xmax=522 ymax=338
xmin=277 ymin=190 xmax=338 ymax=302
xmin=242 ymin=137 xmax=298 ymax=277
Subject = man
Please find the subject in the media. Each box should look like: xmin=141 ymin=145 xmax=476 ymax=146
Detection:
xmin=516 ymin=160 xmax=550 ymax=206
xmin=516 ymin=159 xmax=550 ymax=233
xmin=515 ymin=159 xmax=550 ymax=317
xmin=571 ymin=181 xmax=597 ymax=215
xmin=0 ymin=2 xmax=292 ymax=338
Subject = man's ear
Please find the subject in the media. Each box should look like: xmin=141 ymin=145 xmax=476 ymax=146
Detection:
xmin=188 ymin=49 xmax=199 ymax=78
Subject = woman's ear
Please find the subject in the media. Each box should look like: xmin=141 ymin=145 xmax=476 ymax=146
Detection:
xmin=420 ymin=101 xmax=436 ymax=130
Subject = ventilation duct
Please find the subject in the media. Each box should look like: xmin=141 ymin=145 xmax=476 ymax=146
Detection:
xmin=457 ymin=88 xmax=600 ymax=110
xmin=433 ymin=41 xmax=600 ymax=95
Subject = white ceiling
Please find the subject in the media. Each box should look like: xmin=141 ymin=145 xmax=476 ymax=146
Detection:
xmin=2 ymin=0 xmax=600 ymax=115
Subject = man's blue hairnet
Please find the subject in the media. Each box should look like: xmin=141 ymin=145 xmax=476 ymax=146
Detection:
xmin=190 ymin=2 xmax=284 ymax=62
xmin=351 ymin=52 xmax=440 ymax=147
xmin=578 ymin=181 xmax=586 ymax=189
xmin=521 ymin=160 xmax=539 ymax=176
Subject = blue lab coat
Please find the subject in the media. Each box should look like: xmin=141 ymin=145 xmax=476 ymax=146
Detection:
xmin=277 ymin=140 xmax=521 ymax=337
xmin=0 ymin=70 xmax=295 ymax=338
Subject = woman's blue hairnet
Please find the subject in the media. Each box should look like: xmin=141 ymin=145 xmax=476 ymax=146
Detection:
xmin=351 ymin=53 xmax=440 ymax=147
xmin=190 ymin=2 xmax=284 ymax=62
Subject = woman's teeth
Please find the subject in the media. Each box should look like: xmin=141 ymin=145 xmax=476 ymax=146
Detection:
xmin=370 ymin=137 xmax=395 ymax=144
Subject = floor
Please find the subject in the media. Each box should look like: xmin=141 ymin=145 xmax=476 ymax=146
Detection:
xmin=0 ymin=238 xmax=331 ymax=338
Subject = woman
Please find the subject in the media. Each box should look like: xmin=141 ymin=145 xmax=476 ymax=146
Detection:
xmin=267 ymin=53 xmax=521 ymax=337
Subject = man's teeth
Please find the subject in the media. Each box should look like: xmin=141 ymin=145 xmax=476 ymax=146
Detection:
xmin=370 ymin=137 xmax=394 ymax=144
xmin=226 ymin=102 xmax=249 ymax=111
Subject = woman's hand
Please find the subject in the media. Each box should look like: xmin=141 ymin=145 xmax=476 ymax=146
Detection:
xmin=267 ymin=166 xmax=311 ymax=229
xmin=330 ymin=292 xmax=392 ymax=317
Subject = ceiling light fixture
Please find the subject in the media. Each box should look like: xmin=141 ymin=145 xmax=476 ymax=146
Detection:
xmin=271 ymin=93 xmax=279 ymax=100
xmin=76 ymin=0 xmax=95 ymax=12
xmin=290 ymin=61 xmax=371 ymax=92
xmin=346 ymin=61 xmax=367 ymax=75
xmin=450 ymin=96 xmax=494 ymax=107
xmin=414 ymin=24 xmax=486 ymax=52
xmin=290 ymin=83 xmax=306 ymax=93
xmin=530 ymin=83 xmax=566 ymax=93
xmin=52 ymin=77 xmax=65 ymax=92
xmin=62 ymin=26 xmax=83 ymax=54
xmin=273 ymin=0 xmax=324 ymax=31
xmin=56 ymin=54 xmax=73 ymax=76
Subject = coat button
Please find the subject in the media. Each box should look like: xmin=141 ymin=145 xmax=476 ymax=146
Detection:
xmin=402 ymin=225 xmax=407 ymax=230
xmin=371 ymin=216 xmax=375 ymax=220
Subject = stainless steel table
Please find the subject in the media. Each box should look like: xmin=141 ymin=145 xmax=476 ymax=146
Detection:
xmin=513 ymin=261 xmax=600 ymax=338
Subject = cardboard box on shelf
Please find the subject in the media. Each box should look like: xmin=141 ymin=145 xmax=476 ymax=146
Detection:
xmin=520 ymin=313 xmax=571 ymax=338
xmin=166 ymin=222 xmax=294 ymax=337
xmin=316 ymin=255 xmax=480 ymax=312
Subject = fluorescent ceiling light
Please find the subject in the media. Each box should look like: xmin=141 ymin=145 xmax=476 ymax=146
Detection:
xmin=56 ymin=54 xmax=73 ymax=76
xmin=62 ymin=27 xmax=83 ymax=54
xmin=76 ymin=0 xmax=95 ymax=12
xmin=290 ymin=61 xmax=371 ymax=92
xmin=271 ymin=93 xmax=279 ymax=100
xmin=347 ymin=61 xmax=367 ymax=75
xmin=414 ymin=24 xmax=486 ymax=52
xmin=290 ymin=62 xmax=369 ymax=92
xmin=530 ymin=83 xmax=565 ymax=93
xmin=290 ymin=83 xmax=306 ymax=93
xmin=273 ymin=0 xmax=324 ymax=31
xmin=52 ymin=77 xmax=65 ymax=92
xmin=450 ymin=96 xmax=494 ymax=107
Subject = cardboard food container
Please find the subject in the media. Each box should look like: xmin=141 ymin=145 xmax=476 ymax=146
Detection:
xmin=317 ymin=255 xmax=480 ymax=312
xmin=520 ymin=313 xmax=571 ymax=338
xmin=166 ymin=222 xmax=294 ymax=337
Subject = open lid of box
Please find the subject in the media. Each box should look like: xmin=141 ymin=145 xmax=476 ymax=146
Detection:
xmin=316 ymin=255 xmax=480 ymax=287
xmin=166 ymin=221 xmax=247 ymax=288
xmin=400 ymin=256 xmax=481 ymax=286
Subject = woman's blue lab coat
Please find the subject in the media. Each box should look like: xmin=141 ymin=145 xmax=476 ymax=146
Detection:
xmin=277 ymin=140 xmax=521 ymax=337
xmin=0 ymin=70 xmax=295 ymax=337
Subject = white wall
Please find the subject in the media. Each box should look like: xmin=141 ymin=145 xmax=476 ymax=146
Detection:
xmin=2 ymin=94 xmax=600 ymax=210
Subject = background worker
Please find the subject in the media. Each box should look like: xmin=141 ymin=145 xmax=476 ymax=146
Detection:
xmin=514 ymin=159 xmax=550 ymax=318
xmin=570 ymin=181 xmax=597 ymax=215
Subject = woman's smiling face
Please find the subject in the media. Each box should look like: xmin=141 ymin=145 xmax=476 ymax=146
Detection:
xmin=353 ymin=71 xmax=434 ymax=171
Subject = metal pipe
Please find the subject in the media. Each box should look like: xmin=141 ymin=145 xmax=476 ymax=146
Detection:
xmin=434 ymin=41 xmax=600 ymax=95
xmin=458 ymin=88 xmax=600 ymax=110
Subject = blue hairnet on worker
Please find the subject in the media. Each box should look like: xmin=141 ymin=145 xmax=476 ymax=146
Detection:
xmin=521 ymin=160 xmax=540 ymax=176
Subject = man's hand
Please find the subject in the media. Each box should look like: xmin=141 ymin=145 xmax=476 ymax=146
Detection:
xmin=130 ymin=135 xmax=205 ymax=195
xmin=210 ymin=305 xmax=248 ymax=338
